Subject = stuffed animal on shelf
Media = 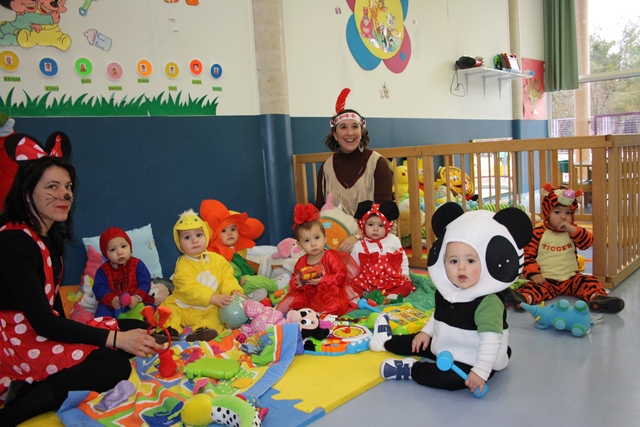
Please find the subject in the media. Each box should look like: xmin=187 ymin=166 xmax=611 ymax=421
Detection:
xmin=520 ymin=299 xmax=593 ymax=337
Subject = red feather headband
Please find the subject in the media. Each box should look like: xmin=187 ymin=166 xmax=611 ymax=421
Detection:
xmin=330 ymin=88 xmax=365 ymax=128
xmin=292 ymin=203 xmax=320 ymax=229
xmin=335 ymin=88 xmax=350 ymax=113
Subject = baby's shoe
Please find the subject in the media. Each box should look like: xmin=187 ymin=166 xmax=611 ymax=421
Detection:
xmin=185 ymin=328 xmax=219 ymax=342
xmin=500 ymin=288 xmax=527 ymax=312
xmin=152 ymin=327 xmax=180 ymax=345
xmin=380 ymin=358 xmax=415 ymax=380
xmin=369 ymin=314 xmax=392 ymax=352
xmin=588 ymin=295 xmax=625 ymax=313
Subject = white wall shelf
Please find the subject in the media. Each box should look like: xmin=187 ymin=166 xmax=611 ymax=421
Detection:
xmin=457 ymin=67 xmax=532 ymax=98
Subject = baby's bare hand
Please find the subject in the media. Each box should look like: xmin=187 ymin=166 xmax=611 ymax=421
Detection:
xmin=465 ymin=371 xmax=485 ymax=395
xmin=211 ymin=294 xmax=234 ymax=308
xmin=129 ymin=295 xmax=141 ymax=309
xmin=411 ymin=331 xmax=431 ymax=353
xmin=530 ymin=273 xmax=545 ymax=285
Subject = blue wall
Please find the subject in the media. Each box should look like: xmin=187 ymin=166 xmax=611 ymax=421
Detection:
xmin=18 ymin=116 xmax=268 ymax=285
xmin=291 ymin=117 xmax=548 ymax=152
xmin=16 ymin=115 xmax=547 ymax=285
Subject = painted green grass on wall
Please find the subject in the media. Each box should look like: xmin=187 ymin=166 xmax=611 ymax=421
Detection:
xmin=0 ymin=88 xmax=218 ymax=117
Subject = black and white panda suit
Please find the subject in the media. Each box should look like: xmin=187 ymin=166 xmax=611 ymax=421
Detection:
xmin=383 ymin=202 xmax=532 ymax=390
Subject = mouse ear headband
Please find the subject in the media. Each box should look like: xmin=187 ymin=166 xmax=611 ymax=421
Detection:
xmin=4 ymin=132 xmax=72 ymax=166
xmin=354 ymin=200 xmax=398 ymax=234
xmin=330 ymin=88 xmax=365 ymax=128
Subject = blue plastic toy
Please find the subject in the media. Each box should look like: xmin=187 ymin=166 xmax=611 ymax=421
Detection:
xmin=520 ymin=299 xmax=592 ymax=337
xmin=436 ymin=351 xmax=487 ymax=398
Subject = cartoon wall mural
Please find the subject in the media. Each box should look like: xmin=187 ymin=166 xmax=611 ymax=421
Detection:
xmin=345 ymin=0 xmax=411 ymax=74
xmin=0 ymin=0 xmax=233 ymax=118
xmin=0 ymin=0 xmax=71 ymax=50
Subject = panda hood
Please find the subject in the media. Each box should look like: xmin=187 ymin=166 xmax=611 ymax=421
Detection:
xmin=427 ymin=203 xmax=532 ymax=303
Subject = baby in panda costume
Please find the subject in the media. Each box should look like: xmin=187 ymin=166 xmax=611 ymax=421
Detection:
xmin=369 ymin=202 xmax=532 ymax=395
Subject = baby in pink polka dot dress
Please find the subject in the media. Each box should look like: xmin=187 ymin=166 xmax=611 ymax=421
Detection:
xmin=350 ymin=200 xmax=415 ymax=299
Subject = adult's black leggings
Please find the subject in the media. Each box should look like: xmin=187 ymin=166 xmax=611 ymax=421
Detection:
xmin=0 ymin=319 xmax=145 ymax=427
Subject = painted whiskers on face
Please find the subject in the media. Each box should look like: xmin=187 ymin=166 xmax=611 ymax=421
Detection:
xmin=31 ymin=165 xmax=74 ymax=233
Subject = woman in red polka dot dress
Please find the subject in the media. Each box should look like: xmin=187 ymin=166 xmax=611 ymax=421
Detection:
xmin=0 ymin=133 xmax=162 ymax=426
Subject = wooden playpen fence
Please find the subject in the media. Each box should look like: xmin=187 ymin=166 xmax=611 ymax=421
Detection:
xmin=293 ymin=134 xmax=640 ymax=289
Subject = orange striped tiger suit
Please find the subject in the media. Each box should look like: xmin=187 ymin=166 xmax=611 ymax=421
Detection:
xmin=515 ymin=184 xmax=608 ymax=304
xmin=517 ymin=225 xmax=607 ymax=304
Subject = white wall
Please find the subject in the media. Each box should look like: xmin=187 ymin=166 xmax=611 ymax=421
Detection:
xmin=0 ymin=0 xmax=259 ymax=115
xmin=0 ymin=0 xmax=543 ymax=119
xmin=284 ymin=0 xmax=544 ymax=120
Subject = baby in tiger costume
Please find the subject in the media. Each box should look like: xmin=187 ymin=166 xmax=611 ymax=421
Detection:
xmin=502 ymin=183 xmax=624 ymax=314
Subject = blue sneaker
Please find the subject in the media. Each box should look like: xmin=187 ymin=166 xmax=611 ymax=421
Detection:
xmin=380 ymin=358 xmax=415 ymax=380
xmin=369 ymin=314 xmax=392 ymax=352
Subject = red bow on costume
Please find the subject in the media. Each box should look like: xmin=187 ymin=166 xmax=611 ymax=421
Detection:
xmin=4 ymin=132 xmax=72 ymax=164
xmin=14 ymin=136 xmax=48 ymax=160
xmin=292 ymin=203 xmax=320 ymax=229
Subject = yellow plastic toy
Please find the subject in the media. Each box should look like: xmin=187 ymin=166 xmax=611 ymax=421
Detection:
xmin=383 ymin=304 xmax=431 ymax=334
xmin=359 ymin=299 xmax=430 ymax=335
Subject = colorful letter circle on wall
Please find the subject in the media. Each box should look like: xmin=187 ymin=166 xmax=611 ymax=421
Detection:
xmin=39 ymin=57 xmax=58 ymax=77
xmin=107 ymin=62 xmax=123 ymax=81
xmin=210 ymin=63 xmax=223 ymax=79
xmin=190 ymin=59 xmax=203 ymax=76
xmin=0 ymin=51 xmax=20 ymax=72
xmin=165 ymin=62 xmax=179 ymax=79
xmin=75 ymin=58 xmax=93 ymax=77
xmin=137 ymin=60 xmax=152 ymax=77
